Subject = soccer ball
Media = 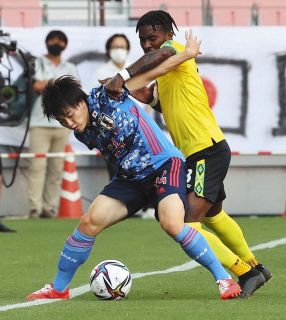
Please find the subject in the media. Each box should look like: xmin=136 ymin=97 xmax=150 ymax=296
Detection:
xmin=89 ymin=260 xmax=132 ymax=300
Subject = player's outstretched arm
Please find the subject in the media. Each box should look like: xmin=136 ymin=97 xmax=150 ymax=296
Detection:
xmin=125 ymin=30 xmax=201 ymax=92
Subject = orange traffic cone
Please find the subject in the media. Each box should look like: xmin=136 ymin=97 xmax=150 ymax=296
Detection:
xmin=58 ymin=144 xmax=83 ymax=218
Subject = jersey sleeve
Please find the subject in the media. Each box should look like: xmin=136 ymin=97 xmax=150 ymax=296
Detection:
xmin=160 ymin=40 xmax=179 ymax=54
xmin=161 ymin=40 xmax=187 ymax=73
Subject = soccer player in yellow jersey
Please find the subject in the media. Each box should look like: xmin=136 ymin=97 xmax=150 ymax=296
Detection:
xmin=104 ymin=10 xmax=272 ymax=297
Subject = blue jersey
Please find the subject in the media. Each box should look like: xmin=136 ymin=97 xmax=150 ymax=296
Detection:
xmin=75 ymin=86 xmax=184 ymax=181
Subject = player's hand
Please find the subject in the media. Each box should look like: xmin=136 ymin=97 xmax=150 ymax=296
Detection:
xmin=102 ymin=73 xmax=125 ymax=100
xmin=98 ymin=77 xmax=112 ymax=85
xmin=184 ymin=30 xmax=202 ymax=59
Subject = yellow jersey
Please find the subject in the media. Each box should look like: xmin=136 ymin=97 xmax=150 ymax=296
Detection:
xmin=157 ymin=40 xmax=224 ymax=157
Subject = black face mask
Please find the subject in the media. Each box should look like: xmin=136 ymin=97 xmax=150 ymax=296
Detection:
xmin=47 ymin=44 xmax=65 ymax=56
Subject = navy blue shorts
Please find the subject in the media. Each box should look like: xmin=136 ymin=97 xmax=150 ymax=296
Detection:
xmin=100 ymin=157 xmax=187 ymax=220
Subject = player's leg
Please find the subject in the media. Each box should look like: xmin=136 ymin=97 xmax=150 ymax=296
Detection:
xmin=27 ymin=180 xmax=146 ymax=301
xmin=186 ymin=198 xmax=265 ymax=298
xmin=186 ymin=192 xmax=251 ymax=273
xmin=158 ymin=193 xmax=229 ymax=280
xmin=195 ymin=141 xmax=268 ymax=275
xmin=204 ymin=201 xmax=272 ymax=286
xmin=27 ymin=194 xmax=128 ymax=301
xmin=185 ymin=151 xmax=255 ymax=278
xmin=150 ymin=158 xmax=241 ymax=299
xmin=185 ymin=142 xmax=268 ymax=296
xmin=157 ymin=193 xmax=240 ymax=299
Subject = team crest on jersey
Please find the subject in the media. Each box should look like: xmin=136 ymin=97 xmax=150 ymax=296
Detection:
xmin=98 ymin=113 xmax=115 ymax=130
xmin=155 ymin=170 xmax=167 ymax=185
xmin=91 ymin=110 xmax=98 ymax=126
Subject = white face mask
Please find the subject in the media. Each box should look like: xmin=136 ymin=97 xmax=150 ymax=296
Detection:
xmin=109 ymin=48 xmax=128 ymax=65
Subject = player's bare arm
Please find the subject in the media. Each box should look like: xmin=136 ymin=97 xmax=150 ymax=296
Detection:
xmin=127 ymin=47 xmax=175 ymax=76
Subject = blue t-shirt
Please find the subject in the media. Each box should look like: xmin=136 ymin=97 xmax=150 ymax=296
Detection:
xmin=75 ymin=86 xmax=184 ymax=181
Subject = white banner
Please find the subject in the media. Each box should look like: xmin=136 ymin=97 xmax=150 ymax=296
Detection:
xmin=1 ymin=26 xmax=286 ymax=153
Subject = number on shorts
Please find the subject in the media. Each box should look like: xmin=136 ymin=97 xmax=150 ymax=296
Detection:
xmin=186 ymin=169 xmax=192 ymax=188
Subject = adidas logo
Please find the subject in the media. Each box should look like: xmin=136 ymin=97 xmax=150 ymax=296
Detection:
xmin=158 ymin=186 xmax=166 ymax=194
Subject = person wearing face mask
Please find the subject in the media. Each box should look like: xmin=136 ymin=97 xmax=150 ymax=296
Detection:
xmin=28 ymin=30 xmax=79 ymax=219
xmin=93 ymin=34 xmax=130 ymax=86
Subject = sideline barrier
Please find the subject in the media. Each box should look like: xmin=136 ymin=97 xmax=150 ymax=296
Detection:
xmin=0 ymin=150 xmax=101 ymax=159
xmin=0 ymin=151 xmax=285 ymax=159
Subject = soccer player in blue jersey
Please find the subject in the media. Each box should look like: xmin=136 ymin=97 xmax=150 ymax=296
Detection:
xmin=27 ymin=31 xmax=241 ymax=301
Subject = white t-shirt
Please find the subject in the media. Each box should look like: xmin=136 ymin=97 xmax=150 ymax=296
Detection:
xmin=92 ymin=59 xmax=130 ymax=87
xmin=30 ymin=55 xmax=79 ymax=127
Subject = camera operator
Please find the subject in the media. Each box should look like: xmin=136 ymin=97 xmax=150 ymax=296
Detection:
xmin=28 ymin=30 xmax=79 ymax=219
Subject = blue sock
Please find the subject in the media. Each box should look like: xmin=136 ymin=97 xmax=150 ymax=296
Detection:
xmin=53 ymin=229 xmax=95 ymax=292
xmin=175 ymin=224 xmax=230 ymax=281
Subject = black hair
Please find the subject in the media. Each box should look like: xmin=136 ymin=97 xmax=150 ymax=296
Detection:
xmin=136 ymin=10 xmax=178 ymax=34
xmin=42 ymin=76 xmax=88 ymax=120
xmin=105 ymin=34 xmax=130 ymax=58
xmin=45 ymin=30 xmax=68 ymax=45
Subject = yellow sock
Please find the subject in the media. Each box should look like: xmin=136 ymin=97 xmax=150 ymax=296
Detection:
xmin=203 ymin=209 xmax=257 ymax=263
xmin=230 ymin=258 xmax=252 ymax=277
xmin=246 ymin=257 xmax=259 ymax=268
xmin=188 ymin=222 xmax=238 ymax=269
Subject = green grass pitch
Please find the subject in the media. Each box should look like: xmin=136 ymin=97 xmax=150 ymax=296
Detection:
xmin=0 ymin=217 xmax=286 ymax=320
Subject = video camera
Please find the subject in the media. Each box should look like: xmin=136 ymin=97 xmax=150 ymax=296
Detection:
xmin=0 ymin=30 xmax=35 ymax=126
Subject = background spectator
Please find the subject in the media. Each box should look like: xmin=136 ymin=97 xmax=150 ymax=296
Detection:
xmin=28 ymin=30 xmax=79 ymax=219
xmin=92 ymin=33 xmax=131 ymax=86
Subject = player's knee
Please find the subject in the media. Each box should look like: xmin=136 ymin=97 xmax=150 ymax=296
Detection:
xmin=185 ymin=193 xmax=212 ymax=222
xmin=78 ymin=212 xmax=103 ymax=236
xmin=206 ymin=201 xmax=222 ymax=217
xmin=159 ymin=215 xmax=184 ymax=237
